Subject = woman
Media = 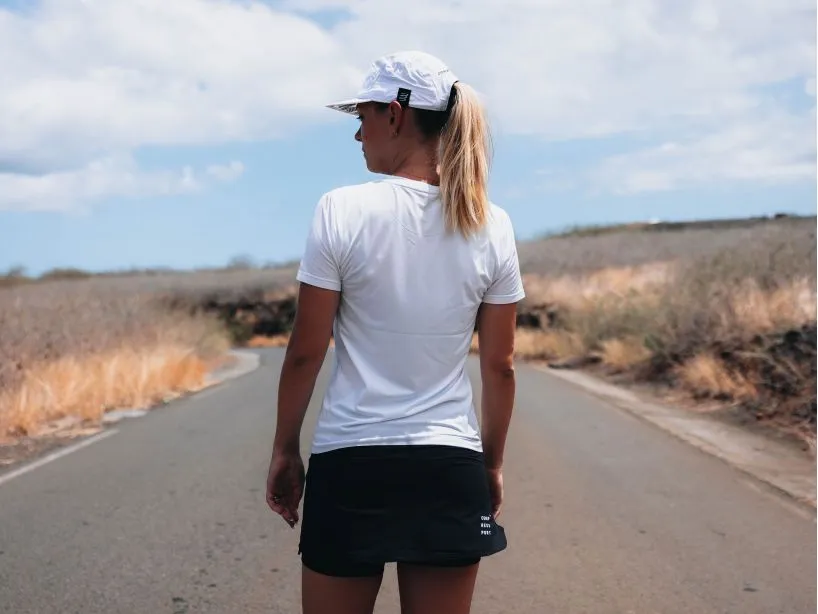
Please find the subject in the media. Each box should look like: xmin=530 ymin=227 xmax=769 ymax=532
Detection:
xmin=265 ymin=50 xmax=525 ymax=614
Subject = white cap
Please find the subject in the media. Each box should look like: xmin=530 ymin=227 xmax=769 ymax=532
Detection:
xmin=327 ymin=50 xmax=459 ymax=115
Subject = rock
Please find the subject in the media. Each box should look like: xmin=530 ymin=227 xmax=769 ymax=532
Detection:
xmin=548 ymin=354 xmax=603 ymax=369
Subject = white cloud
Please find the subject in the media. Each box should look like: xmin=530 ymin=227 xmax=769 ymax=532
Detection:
xmin=290 ymin=0 xmax=815 ymax=194
xmin=588 ymin=110 xmax=816 ymax=194
xmin=0 ymin=154 xmax=243 ymax=212
xmin=0 ymin=0 xmax=814 ymax=208
xmin=0 ymin=0 xmax=362 ymax=210
xmin=206 ymin=161 xmax=245 ymax=182
xmin=288 ymin=0 xmax=815 ymax=138
xmin=0 ymin=0 xmax=359 ymax=162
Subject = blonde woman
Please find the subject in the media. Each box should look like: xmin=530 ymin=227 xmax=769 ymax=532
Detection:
xmin=266 ymin=50 xmax=525 ymax=614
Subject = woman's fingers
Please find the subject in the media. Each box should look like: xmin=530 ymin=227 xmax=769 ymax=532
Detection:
xmin=267 ymin=491 xmax=297 ymax=527
xmin=267 ymin=482 xmax=300 ymax=527
xmin=266 ymin=453 xmax=305 ymax=528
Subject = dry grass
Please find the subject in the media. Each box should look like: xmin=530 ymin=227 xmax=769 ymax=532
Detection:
xmin=514 ymin=329 xmax=586 ymax=361
xmin=243 ymin=335 xmax=337 ymax=349
xmin=471 ymin=328 xmax=586 ymax=361
xmin=522 ymin=268 xmax=815 ymax=368
xmin=0 ymin=280 xmax=232 ymax=393
xmin=600 ymin=337 xmax=653 ymax=372
xmin=0 ymin=269 xmax=293 ymax=439
xmin=521 ymin=255 xmax=815 ymax=368
xmin=246 ymin=335 xmax=291 ymax=348
xmin=676 ymin=354 xmax=759 ymax=401
xmin=3 ymin=215 xmax=814 ymax=443
xmin=521 ymin=264 xmax=668 ymax=354
xmin=518 ymin=216 xmax=815 ymax=277
xmin=522 ymin=263 xmax=671 ymax=311
xmin=0 ymin=344 xmax=212 ymax=439
xmin=728 ymin=278 xmax=816 ymax=335
xmin=514 ymin=216 xmax=816 ymax=439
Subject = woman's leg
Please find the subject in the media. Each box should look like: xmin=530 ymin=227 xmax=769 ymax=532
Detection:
xmin=302 ymin=564 xmax=384 ymax=614
xmin=396 ymin=561 xmax=480 ymax=614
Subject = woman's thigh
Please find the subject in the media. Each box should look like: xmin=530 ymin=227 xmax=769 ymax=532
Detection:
xmin=302 ymin=564 xmax=384 ymax=614
xmin=397 ymin=561 xmax=481 ymax=614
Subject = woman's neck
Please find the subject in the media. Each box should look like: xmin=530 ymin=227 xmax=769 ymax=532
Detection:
xmin=390 ymin=144 xmax=440 ymax=186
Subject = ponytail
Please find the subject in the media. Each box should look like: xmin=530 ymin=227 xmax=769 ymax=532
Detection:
xmin=438 ymin=82 xmax=492 ymax=238
xmin=399 ymin=81 xmax=493 ymax=237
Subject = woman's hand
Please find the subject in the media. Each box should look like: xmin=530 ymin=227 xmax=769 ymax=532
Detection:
xmin=486 ymin=467 xmax=504 ymax=519
xmin=266 ymin=451 xmax=305 ymax=528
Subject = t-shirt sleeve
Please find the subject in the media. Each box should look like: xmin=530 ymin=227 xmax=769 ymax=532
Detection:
xmin=296 ymin=194 xmax=343 ymax=292
xmin=483 ymin=212 xmax=526 ymax=304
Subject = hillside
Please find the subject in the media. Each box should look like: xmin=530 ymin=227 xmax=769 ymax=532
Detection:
xmin=1 ymin=214 xmax=815 ymax=449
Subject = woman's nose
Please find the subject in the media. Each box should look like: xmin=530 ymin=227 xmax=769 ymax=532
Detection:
xmin=354 ymin=127 xmax=362 ymax=142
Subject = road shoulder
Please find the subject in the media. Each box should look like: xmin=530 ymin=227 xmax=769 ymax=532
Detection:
xmin=538 ymin=364 xmax=816 ymax=511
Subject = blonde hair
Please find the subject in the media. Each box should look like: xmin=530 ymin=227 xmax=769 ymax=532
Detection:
xmin=438 ymin=82 xmax=492 ymax=238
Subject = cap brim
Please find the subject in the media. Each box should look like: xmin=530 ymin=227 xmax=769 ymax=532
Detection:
xmin=325 ymin=98 xmax=368 ymax=115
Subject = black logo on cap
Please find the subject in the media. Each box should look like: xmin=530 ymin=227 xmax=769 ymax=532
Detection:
xmin=397 ymin=87 xmax=412 ymax=106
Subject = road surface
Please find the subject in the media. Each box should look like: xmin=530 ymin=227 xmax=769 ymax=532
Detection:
xmin=0 ymin=348 xmax=814 ymax=613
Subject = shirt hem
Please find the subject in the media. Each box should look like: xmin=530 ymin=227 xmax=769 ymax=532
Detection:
xmin=482 ymin=290 xmax=526 ymax=304
xmin=296 ymin=270 xmax=342 ymax=292
xmin=310 ymin=434 xmax=483 ymax=456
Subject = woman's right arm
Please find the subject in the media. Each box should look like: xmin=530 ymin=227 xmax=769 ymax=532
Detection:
xmin=477 ymin=210 xmax=524 ymax=517
xmin=477 ymin=302 xmax=518 ymax=473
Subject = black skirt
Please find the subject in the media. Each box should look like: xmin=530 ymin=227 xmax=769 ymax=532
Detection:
xmin=297 ymin=444 xmax=507 ymax=576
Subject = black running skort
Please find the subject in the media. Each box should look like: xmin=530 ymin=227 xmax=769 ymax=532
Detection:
xmin=298 ymin=444 xmax=507 ymax=577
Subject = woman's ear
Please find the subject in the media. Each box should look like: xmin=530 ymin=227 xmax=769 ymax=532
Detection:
xmin=388 ymin=100 xmax=404 ymax=127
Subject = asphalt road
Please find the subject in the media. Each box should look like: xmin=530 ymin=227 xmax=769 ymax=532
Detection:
xmin=0 ymin=348 xmax=814 ymax=613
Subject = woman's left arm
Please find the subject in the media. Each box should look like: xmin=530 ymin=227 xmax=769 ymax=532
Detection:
xmin=266 ymin=282 xmax=339 ymax=526
xmin=272 ymin=282 xmax=340 ymax=455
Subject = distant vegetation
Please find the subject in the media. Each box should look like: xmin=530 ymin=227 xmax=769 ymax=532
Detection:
xmin=0 ymin=266 xmax=297 ymax=439
xmin=0 ymin=256 xmax=301 ymax=288
xmin=1 ymin=214 xmax=815 ymax=450
xmin=514 ymin=214 xmax=816 ymax=449
xmin=542 ymin=212 xmax=809 ymax=240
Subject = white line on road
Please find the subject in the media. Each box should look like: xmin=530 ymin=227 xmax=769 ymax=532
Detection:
xmin=0 ymin=429 xmax=118 ymax=488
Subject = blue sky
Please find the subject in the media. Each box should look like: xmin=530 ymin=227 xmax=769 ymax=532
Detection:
xmin=0 ymin=0 xmax=815 ymax=275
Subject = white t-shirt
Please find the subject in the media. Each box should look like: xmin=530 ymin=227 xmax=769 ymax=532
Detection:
xmin=296 ymin=176 xmax=526 ymax=455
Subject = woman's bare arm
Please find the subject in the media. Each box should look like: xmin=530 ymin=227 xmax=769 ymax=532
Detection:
xmin=272 ymin=282 xmax=340 ymax=455
xmin=476 ymin=302 xmax=518 ymax=470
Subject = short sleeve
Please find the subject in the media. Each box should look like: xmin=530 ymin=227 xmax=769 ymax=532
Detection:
xmin=296 ymin=194 xmax=342 ymax=292
xmin=483 ymin=212 xmax=526 ymax=304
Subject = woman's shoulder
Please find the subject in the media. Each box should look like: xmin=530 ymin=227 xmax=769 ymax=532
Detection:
xmin=477 ymin=202 xmax=515 ymax=240
xmin=322 ymin=180 xmax=393 ymax=203
xmin=317 ymin=180 xmax=402 ymax=224
xmin=311 ymin=181 xmax=397 ymax=235
xmin=486 ymin=201 xmax=512 ymax=224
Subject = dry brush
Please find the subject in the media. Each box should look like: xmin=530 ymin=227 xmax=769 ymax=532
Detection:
xmin=512 ymin=216 xmax=816 ymax=446
xmin=2 ymin=216 xmax=814 ymax=448
xmin=0 ymin=269 xmax=295 ymax=439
